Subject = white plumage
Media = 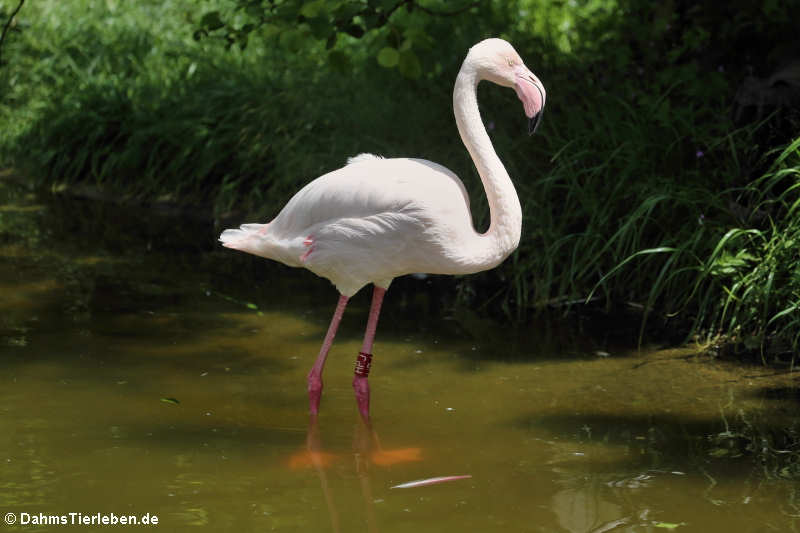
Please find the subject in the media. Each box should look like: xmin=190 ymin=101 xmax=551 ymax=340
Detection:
xmin=219 ymin=38 xmax=546 ymax=420
xmin=219 ymin=155 xmax=495 ymax=295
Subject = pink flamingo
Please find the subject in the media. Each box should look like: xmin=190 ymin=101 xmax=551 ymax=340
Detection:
xmin=219 ymin=38 xmax=545 ymax=421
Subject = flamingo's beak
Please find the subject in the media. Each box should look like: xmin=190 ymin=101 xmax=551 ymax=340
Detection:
xmin=528 ymin=108 xmax=543 ymax=135
xmin=514 ymin=65 xmax=546 ymax=135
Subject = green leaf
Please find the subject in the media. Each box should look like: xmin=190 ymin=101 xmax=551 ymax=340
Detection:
xmin=261 ymin=23 xmax=281 ymax=39
xmin=398 ymin=49 xmax=422 ymax=79
xmin=200 ymin=11 xmax=225 ymax=31
xmin=160 ymin=397 xmax=180 ymax=405
xmin=377 ymin=47 xmax=399 ymax=68
xmin=710 ymin=250 xmax=757 ymax=277
xmin=653 ymin=522 xmax=682 ymax=529
xmin=300 ymin=1 xmax=324 ymax=19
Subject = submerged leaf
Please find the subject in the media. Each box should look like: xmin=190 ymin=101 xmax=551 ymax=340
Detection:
xmin=160 ymin=397 xmax=180 ymax=405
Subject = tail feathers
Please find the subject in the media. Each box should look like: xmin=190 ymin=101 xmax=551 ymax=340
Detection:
xmin=219 ymin=223 xmax=268 ymax=250
xmin=219 ymin=229 xmax=246 ymax=250
xmin=219 ymin=223 xmax=301 ymax=266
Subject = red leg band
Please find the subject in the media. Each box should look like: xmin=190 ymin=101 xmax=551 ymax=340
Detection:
xmin=354 ymin=352 xmax=372 ymax=377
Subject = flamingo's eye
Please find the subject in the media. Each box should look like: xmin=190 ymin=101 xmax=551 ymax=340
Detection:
xmin=507 ymin=57 xmax=515 ymax=67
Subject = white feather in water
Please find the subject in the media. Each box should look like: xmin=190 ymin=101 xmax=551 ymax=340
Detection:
xmin=390 ymin=475 xmax=472 ymax=489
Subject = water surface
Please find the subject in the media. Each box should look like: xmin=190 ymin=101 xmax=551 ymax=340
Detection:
xmin=2 ymin=179 xmax=800 ymax=532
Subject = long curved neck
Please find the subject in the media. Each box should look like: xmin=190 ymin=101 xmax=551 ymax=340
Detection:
xmin=453 ymin=62 xmax=522 ymax=262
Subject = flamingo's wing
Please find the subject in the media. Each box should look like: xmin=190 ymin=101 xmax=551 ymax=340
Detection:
xmin=268 ymin=157 xmax=470 ymax=241
xmin=220 ymin=156 xmax=474 ymax=295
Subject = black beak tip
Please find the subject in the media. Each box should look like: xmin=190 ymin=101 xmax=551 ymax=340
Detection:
xmin=528 ymin=112 xmax=542 ymax=135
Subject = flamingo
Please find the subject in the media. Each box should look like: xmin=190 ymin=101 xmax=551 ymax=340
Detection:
xmin=219 ymin=38 xmax=546 ymax=421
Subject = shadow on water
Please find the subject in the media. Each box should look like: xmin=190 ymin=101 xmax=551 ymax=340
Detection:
xmin=755 ymin=385 xmax=800 ymax=402
xmin=517 ymin=410 xmax=800 ymax=472
xmin=6 ymin=178 xmax=800 ymax=532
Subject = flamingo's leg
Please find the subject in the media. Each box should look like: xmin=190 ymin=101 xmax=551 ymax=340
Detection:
xmin=308 ymin=294 xmax=349 ymax=415
xmin=353 ymin=286 xmax=386 ymax=421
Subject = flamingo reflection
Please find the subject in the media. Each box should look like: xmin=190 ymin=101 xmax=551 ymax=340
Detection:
xmin=287 ymin=414 xmax=422 ymax=532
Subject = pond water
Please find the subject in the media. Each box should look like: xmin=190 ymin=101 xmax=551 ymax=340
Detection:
xmin=2 ymin=178 xmax=800 ymax=533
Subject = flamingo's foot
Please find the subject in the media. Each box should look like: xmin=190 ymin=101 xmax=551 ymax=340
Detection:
xmin=353 ymin=375 xmax=370 ymax=421
xmin=308 ymin=374 xmax=323 ymax=415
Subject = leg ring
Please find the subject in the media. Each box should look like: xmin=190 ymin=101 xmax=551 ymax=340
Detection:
xmin=354 ymin=352 xmax=372 ymax=377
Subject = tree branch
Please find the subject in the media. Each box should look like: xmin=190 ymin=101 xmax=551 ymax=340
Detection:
xmin=0 ymin=0 xmax=25 ymax=66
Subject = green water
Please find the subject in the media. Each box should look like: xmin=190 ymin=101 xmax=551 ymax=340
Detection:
xmin=2 ymin=179 xmax=800 ymax=532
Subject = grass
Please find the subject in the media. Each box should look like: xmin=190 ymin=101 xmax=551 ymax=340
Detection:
xmin=1 ymin=0 xmax=799 ymax=355
xmin=0 ymin=0 xmax=486 ymax=213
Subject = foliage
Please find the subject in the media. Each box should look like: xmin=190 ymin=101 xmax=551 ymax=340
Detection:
xmin=0 ymin=0 xmax=24 ymax=67
xmin=0 ymin=0 xmax=799 ymax=355
xmin=588 ymin=141 xmax=800 ymax=355
xmin=701 ymin=140 xmax=800 ymax=357
xmin=494 ymin=0 xmax=800 ymax=356
xmin=193 ymin=0 xmax=481 ymax=79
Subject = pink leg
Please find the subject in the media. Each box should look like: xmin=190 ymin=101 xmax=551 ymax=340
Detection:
xmin=353 ymin=286 xmax=386 ymax=421
xmin=308 ymin=294 xmax=349 ymax=415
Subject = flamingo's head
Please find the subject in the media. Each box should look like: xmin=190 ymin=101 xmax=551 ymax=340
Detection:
xmin=467 ymin=38 xmax=546 ymax=134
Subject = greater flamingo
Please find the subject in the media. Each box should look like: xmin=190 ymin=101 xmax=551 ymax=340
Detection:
xmin=219 ymin=38 xmax=546 ymax=421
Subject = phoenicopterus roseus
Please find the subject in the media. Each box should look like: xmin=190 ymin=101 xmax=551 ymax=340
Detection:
xmin=219 ymin=38 xmax=546 ymax=421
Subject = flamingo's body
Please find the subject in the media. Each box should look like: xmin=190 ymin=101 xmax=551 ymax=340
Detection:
xmin=220 ymin=156 xmax=509 ymax=296
xmin=220 ymin=38 xmax=546 ymax=420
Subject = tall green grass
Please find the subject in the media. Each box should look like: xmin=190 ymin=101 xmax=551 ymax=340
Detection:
xmin=690 ymin=139 xmax=800 ymax=357
xmin=0 ymin=0 xmax=496 ymax=213
xmin=581 ymin=137 xmax=800 ymax=354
